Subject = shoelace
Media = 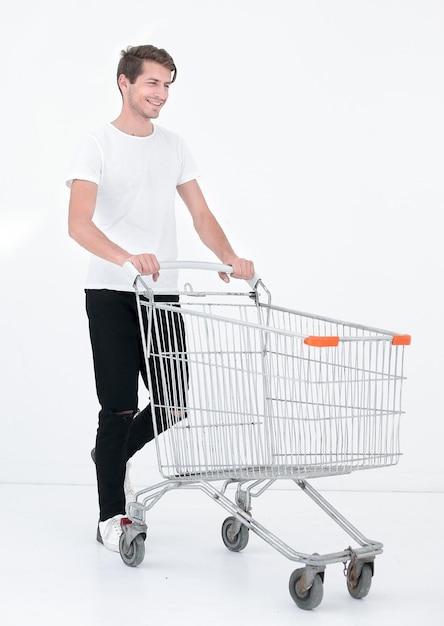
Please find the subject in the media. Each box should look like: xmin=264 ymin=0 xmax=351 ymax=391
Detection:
xmin=109 ymin=517 xmax=123 ymax=536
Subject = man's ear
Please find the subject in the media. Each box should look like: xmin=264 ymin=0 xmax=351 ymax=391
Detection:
xmin=117 ymin=73 xmax=129 ymax=92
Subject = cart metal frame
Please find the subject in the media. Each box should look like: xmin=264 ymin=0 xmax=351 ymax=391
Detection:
xmin=119 ymin=261 xmax=410 ymax=610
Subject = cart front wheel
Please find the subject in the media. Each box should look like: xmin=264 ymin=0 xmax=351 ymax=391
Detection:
xmin=289 ymin=568 xmax=324 ymax=610
xmin=347 ymin=562 xmax=373 ymax=599
xmin=221 ymin=516 xmax=249 ymax=552
xmin=119 ymin=533 xmax=145 ymax=567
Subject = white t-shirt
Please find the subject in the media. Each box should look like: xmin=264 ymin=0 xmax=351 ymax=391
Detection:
xmin=66 ymin=123 xmax=200 ymax=292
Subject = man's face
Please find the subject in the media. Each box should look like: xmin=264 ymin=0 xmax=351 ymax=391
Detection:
xmin=123 ymin=60 xmax=172 ymax=119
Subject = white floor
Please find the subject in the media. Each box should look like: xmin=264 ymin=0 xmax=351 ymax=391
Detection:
xmin=1 ymin=481 xmax=441 ymax=626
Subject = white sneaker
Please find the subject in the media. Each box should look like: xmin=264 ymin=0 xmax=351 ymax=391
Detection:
xmin=124 ymin=460 xmax=137 ymax=508
xmin=97 ymin=514 xmax=124 ymax=552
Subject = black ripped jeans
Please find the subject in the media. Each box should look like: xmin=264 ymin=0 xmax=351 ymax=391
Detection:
xmin=86 ymin=289 xmax=187 ymax=521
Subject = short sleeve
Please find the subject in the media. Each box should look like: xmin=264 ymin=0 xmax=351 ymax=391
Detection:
xmin=66 ymin=135 xmax=103 ymax=189
xmin=177 ymin=136 xmax=200 ymax=186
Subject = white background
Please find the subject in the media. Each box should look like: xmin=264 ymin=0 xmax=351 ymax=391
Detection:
xmin=0 ymin=0 xmax=442 ymax=493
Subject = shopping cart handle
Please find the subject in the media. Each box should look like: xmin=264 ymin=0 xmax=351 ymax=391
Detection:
xmin=123 ymin=260 xmax=260 ymax=289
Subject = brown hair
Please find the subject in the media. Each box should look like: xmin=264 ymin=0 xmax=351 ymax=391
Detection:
xmin=117 ymin=45 xmax=177 ymax=90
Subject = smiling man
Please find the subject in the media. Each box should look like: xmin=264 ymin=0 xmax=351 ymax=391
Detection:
xmin=66 ymin=45 xmax=254 ymax=552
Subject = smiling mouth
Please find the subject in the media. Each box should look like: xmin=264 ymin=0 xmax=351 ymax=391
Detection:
xmin=147 ymin=99 xmax=163 ymax=107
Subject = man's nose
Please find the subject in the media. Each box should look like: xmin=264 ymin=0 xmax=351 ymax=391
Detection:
xmin=154 ymin=85 xmax=168 ymax=99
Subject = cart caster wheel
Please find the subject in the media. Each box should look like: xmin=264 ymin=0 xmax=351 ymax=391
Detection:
xmin=221 ymin=516 xmax=249 ymax=552
xmin=119 ymin=533 xmax=145 ymax=567
xmin=347 ymin=562 xmax=373 ymax=599
xmin=289 ymin=568 xmax=324 ymax=610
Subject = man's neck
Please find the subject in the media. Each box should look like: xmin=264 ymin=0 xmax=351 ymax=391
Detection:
xmin=111 ymin=114 xmax=154 ymax=137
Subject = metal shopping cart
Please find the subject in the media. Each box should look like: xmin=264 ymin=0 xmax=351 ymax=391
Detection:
xmin=120 ymin=261 xmax=411 ymax=610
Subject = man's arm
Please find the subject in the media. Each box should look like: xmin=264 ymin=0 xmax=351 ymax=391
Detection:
xmin=177 ymin=179 xmax=254 ymax=282
xmin=68 ymin=179 xmax=160 ymax=279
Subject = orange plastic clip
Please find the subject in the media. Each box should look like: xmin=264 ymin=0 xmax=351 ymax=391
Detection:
xmin=392 ymin=334 xmax=411 ymax=345
xmin=304 ymin=336 xmax=340 ymax=347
